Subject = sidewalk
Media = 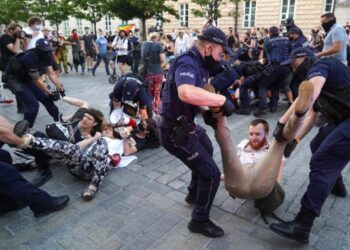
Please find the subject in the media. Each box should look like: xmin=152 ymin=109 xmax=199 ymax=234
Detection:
xmin=0 ymin=69 xmax=349 ymax=250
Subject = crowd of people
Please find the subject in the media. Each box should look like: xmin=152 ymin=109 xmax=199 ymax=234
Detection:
xmin=0 ymin=11 xmax=350 ymax=246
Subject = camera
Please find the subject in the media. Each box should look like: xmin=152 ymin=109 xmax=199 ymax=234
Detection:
xmin=16 ymin=31 xmax=32 ymax=39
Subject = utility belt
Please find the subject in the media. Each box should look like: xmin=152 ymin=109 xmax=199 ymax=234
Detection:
xmin=160 ymin=115 xmax=196 ymax=145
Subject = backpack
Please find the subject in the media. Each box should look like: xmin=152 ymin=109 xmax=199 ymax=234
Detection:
xmin=254 ymin=182 xmax=286 ymax=224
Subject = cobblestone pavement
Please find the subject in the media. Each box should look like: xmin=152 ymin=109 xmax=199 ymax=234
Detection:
xmin=0 ymin=67 xmax=349 ymax=250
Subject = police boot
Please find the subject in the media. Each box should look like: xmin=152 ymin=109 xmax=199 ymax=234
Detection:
xmin=269 ymin=206 xmax=316 ymax=244
xmin=331 ymin=176 xmax=348 ymax=197
xmin=235 ymin=107 xmax=251 ymax=115
xmin=188 ymin=219 xmax=224 ymax=238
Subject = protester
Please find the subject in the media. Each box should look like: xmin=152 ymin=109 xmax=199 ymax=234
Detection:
xmin=82 ymin=27 xmax=95 ymax=72
xmin=67 ymin=29 xmax=85 ymax=74
xmin=92 ymin=29 xmax=110 ymax=77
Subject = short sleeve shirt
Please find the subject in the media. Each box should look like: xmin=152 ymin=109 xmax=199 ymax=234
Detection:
xmin=82 ymin=34 xmax=94 ymax=50
xmin=67 ymin=36 xmax=82 ymax=53
xmin=95 ymin=36 xmax=108 ymax=55
xmin=322 ymin=24 xmax=347 ymax=64
xmin=0 ymin=34 xmax=16 ymax=70
xmin=306 ymin=58 xmax=350 ymax=88
xmin=112 ymin=78 xmax=152 ymax=110
xmin=161 ymin=47 xmax=209 ymax=122
xmin=141 ymin=41 xmax=164 ymax=74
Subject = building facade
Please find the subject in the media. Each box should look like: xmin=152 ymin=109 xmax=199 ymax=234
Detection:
xmin=147 ymin=0 xmax=349 ymax=36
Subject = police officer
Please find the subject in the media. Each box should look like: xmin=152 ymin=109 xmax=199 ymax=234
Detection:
xmin=254 ymin=26 xmax=292 ymax=117
xmin=160 ymin=27 xmax=236 ymax=238
xmin=6 ymin=38 xmax=64 ymax=128
xmin=269 ymin=47 xmax=350 ymax=244
xmin=287 ymin=27 xmax=308 ymax=49
xmin=109 ymin=73 xmax=153 ymax=120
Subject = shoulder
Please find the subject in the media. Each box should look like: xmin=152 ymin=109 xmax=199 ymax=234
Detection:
xmin=307 ymin=58 xmax=332 ymax=79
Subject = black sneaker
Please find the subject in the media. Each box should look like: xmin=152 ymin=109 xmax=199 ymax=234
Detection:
xmin=188 ymin=219 xmax=224 ymax=238
xmin=185 ymin=194 xmax=196 ymax=205
xmin=270 ymin=221 xmax=310 ymax=244
xmin=32 ymin=169 xmax=53 ymax=187
xmin=33 ymin=195 xmax=70 ymax=218
xmin=236 ymin=108 xmax=251 ymax=115
xmin=253 ymin=109 xmax=268 ymax=117
xmin=331 ymin=176 xmax=348 ymax=197
xmin=13 ymin=120 xmax=30 ymax=137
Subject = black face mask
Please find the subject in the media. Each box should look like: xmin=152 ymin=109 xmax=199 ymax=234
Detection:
xmin=293 ymin=57 xmax=314 ymax=85
xmin=322 ymin=19 xmax=336 ymax=33
xmin=137 ymin=122 xmax=145 ymax=132
xmin=204 ymin=54 xmax=219 ymax=75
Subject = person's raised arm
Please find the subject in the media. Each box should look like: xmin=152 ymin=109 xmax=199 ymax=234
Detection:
xmin=61 ymin=96 xmax=89 ymax=108
xmin=177 ymin=84 xmax=225 ymax=107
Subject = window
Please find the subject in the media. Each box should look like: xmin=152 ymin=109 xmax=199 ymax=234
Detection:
xmin=324 ymin=0 xmax=335 ymax=12
xmin=179 ymin=4 xmax=188 ymax=27
xmin=63 ymin=20 xmax=70 ymax=36
xmin=76 ymin=18 xmax=83 ymax=35
xmin=280 ymin=0 xmax=295 ymax=21
xmin=105 ymin=15 xmax=111 ymax=34
xmin=243 ymin=1 xmax=256 ymax=28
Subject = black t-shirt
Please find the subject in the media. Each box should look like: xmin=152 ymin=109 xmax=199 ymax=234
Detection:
xmin=228 ymin=35 xmax=236 ymax=48
xmin=0 ymin=34 xmax=16 ymax=71
xmin=82 ymin=35 xmax=94 ymax=50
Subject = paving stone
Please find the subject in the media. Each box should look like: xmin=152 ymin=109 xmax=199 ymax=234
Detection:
xmin=176 ymin=233 xmax=210 ymax=250
xmin=168 ymin=179 xmax=186 ymax=190
xmin=149 ymin=230 xmax=185 ymax=250
xmin=99 ymin=235 xmax=124 ymax=250
xmin=56 ymin=229 xmax=100 ymax=249
xmin=145 ymin=170 xmax=163 ymax=180
xmin=120 ymin=234 xmax=154 ymax=250
xmin=144 ymin=212 xmax=181 ymax=239
xmin=315 ymin=226 xmax=346 ymax=250
xmin=204 ymin=238 xmax=234 ymax=250
xmin=116 ymin=217 xmax=154 ymax=242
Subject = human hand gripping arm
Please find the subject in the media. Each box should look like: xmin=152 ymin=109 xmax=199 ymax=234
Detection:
xmin=77 ymin=132 xmax=101 ymax=149
xmin=45 ymin=66 xmax=64 ymax=91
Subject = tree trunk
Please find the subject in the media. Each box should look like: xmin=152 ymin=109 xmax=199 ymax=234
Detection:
xmin=142 ymin=18 xmax=147 ymax=41
xmin=234 ymin=1 xmax=239 ymax=33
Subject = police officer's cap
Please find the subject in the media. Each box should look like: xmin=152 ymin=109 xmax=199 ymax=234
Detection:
xmin=35 ymin=38 xmax=52 ymax=52
xmin=287 ymin=27 xmax=300 ymax=36
xmin=280 ymin=47 xmax=315 ymax=65
xmin=197 ymin=27 xmax=234 ymax=57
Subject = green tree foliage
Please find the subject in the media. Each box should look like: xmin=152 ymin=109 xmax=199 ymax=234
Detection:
xmin=191 ymin=0 xmax=224 ymax=19
xmin=30 ymin=0 xmax=73 ymax=30
xmin=0 ymin=0 xmax=30 ymax=25
xmin=72 ymin=0 xmax=108 ymax=35
xmin=228 ymin=0 xmax=241 ymax=33
xmin=107 ymin=0 xmax=178 ymax=40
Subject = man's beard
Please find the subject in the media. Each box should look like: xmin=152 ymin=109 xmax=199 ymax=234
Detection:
xmin=250 ymin=137 xmax=267 ymax=150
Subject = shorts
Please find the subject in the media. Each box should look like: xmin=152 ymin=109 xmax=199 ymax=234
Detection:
xmin=85 ymin=47 xmax=95 ymax=57
xmin=117 ymin=55 xmax=128 ymax=64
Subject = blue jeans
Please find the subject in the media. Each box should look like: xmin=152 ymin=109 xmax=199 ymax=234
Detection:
xmin=92 ymin=54 xmax=110 ymax=75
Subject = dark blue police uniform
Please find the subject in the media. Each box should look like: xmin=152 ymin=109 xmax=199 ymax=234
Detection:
xmin=110 ymin=75 xmax=153 ymax=117
xmin=256 ymin=35 xmax=292 ymax=114
xmin=160 ymin=46 xmax=220 ymax=222
xmin=300 ymin=58 xmax=350 ymax=216
xmin=292 ymin=36 xmax=308 ymax=50
xmin=0 ymin=149 xmax=52 ymax=214
xmin=6 ymin=50 xmax=59 ymax=127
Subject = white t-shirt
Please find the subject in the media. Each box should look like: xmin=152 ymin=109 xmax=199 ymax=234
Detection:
xmin=23 ymin=27 xmax=44 ymax=50
xmin=237 ymin=139 xmax=269 ymax=165
xmin=175 ymin=37 xmax=188 ymax=54
xmin=111 ymin=36 xmax=128 ymax=56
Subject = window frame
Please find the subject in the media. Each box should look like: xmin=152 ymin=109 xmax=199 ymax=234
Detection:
xmin=324 ymin=0 xmax=335 ymax=13
xmin=280 ymin=0 xmax=295 ymax=22
xmin=243 ymin=0 xmax=257 ymax=28
xmin=179 ymin=3 xmax=189 ymax=27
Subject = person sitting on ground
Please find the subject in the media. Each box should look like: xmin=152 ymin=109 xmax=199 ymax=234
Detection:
xmin=102 ymin=118 xmax=160 ymax=156
xmin=16 ymin=97 xmax=104 ymax=187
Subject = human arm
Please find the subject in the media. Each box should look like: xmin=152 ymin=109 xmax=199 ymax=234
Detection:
xmin=61 ymin=96 xmax=89 ymax=109
xmin=178 ymin=84 xmax=225 ymax=106
xmin=6 ymin=37 xmax=21 ymax=54
xmin=76 ymin=132 xmax=101 ymax=149
xmin=0 ymin=126 xmax=23 ymax=145
xmin=45 ymin=66 xmax=64 ymax=91
xmin=317 ymin=41 xmax=343 ymax=58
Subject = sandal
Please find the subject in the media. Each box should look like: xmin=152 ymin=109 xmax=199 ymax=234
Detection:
xmin=82 ymin=187 xmax=96 ymax=201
